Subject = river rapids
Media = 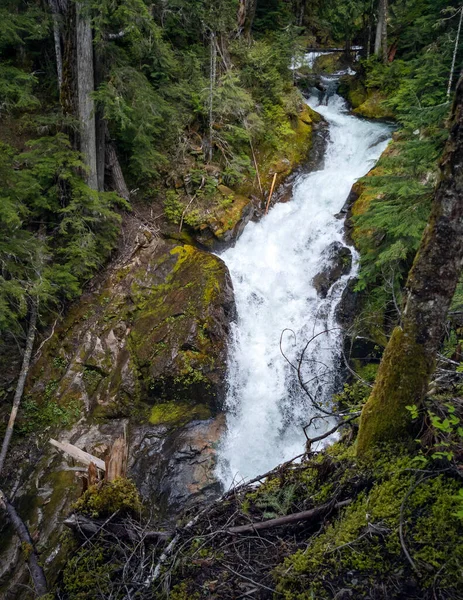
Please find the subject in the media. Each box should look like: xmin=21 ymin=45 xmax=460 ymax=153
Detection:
xmin=216 ymin=86 xmax=391 ymax=488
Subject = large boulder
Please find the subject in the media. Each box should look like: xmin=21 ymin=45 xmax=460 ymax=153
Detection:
xmin=24 ymin=237 xmax=235 ymax=424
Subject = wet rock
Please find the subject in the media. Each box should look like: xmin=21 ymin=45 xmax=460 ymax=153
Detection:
xmin=130 ymin=415 xmax=225 ymax=516
xmin=343 ymin=335 xmax=382 ymax=365
xmin=313 ymin=243 xmax=352 ymax=298
xmin=335 ymin=277 xmax=360 ymax=328
xmin=25 ymin=239 xmax=235 ymax=420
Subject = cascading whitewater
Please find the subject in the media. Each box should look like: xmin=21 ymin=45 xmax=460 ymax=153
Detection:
xmin=216 ymin=91 xmax=391 ymax=488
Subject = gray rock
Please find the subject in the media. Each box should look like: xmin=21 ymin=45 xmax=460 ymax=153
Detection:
xmin=313 ymin=242 xmax=352 ymax=298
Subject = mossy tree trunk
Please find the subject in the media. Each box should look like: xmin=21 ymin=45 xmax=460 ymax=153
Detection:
xmin=357 ymin=75 xmax=463 ymax=455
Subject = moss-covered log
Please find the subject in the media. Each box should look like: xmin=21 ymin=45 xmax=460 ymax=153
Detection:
xmin=357 ymin=76 xmax=463 ymax=455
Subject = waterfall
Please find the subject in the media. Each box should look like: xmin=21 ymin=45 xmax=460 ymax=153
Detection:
xmin=216 ymin=90 xmax=391 ymax=488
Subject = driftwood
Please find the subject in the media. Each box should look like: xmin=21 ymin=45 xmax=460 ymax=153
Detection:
xmin=63 ymin=513 xmax=171 ymax=543
xmin=0 ymin=489 xmax=48 ymax=596
xmin=227 ymin=499 xmax=351 ymax=534
xmin=49 ymin=439 xmax=106 ymax=471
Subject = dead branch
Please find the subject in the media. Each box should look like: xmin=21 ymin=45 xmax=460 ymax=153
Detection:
xmin=0 ymin=488 xmax=48 ymax=597
xmin=63 ymin=513 xmax=172 ymax=543
xmin=227 ymin=499 xmax=351 ymax=534
xmin=49 ymin=439 xmax=106 ymax=471
xmin=0 ymin=300 xmax=38 ymax=475
xmin=304 ymin=415 xmax=359 ymax=450
xmin=265 ymin=172 xmax=277 ymax=214
xmin=399 ymin=475 xmax=432 ymax=576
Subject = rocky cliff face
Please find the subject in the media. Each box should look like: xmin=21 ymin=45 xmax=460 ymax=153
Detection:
xmin=0 ymin=235 xmax=235 ymax=596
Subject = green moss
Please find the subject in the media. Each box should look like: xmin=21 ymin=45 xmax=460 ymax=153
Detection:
xmin=353 ymin=90 xmax=394 ymax=120
xmin=169 ymin=582 xmax=200 ymax=600
xmin=62 ymin=544 xmax=118 ymax=600
xmin=274 ymin=452 xmax=463 ymax=599
xmin=338 ymin=76 xmax=367 ymax=108
xmin=72 ymin=478 xmax=142 ymax=518
xmin=149 ymin=401 xmax=211 ymax=425
xmin=313 ymin=52 xmax=344 ymax=73
xmin=357 ymin=326 xmax=430 ymax=455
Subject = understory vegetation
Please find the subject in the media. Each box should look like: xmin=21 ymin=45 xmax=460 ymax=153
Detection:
xmin=52 ymin=390 xmax=463 ymax=599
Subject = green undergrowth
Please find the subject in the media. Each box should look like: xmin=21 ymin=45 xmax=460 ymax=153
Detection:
xmin=163 ymin=427 xmax=463 ymax=600
xmin=274 ymin=450 xmax=463 ymax=598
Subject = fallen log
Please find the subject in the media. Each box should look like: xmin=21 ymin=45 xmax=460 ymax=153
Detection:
xmin=63 ymin=513 xmax=171 ymax=543
xmin=227 ymin=499 xmax=351 ymax=534
xmin=49 ymin=439 xmax=106 ymax=471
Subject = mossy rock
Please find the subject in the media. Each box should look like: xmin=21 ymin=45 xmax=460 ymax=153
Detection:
xmin=353 ymin=89 xmax=395 ymax=120
xmin=192 ymin=103 xmax=317 ymax=249
xmin=338 ymin=74 xmax=367 ymax=108
xmin=313 ymin=52 xmax=345 ymax=74
xmin=22 ymin=238 xmax=235 ymax=430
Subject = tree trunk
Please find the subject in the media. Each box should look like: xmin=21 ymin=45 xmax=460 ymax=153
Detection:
xmin=208 ymin=31 xmax=217 ymax=162
xmin=0 ymin=300 xmax=37 ymax=475
xmin=374 ymin=0 xmax=387 ymax=62
xmin=49 ymin=0 xmax=63 ymax=90
xmin=61 ymin=0 xmax=77 ymax=119
xmin=381 ymin=0 xmax=388 ymax=63
xmin=94 ymin=49 xmax=106 ymax=192
xmin=237 ymin=0 xmax=257 ymax=39
xmin=357 ymin=76 xmax=463 ymax=455
xmin=76 ymin=2 xmax=98 ymax=189
xmin=106 ymin=139 xmax=130 ymax=200
xmin=0 ymin=490 xmax=48 ymax=597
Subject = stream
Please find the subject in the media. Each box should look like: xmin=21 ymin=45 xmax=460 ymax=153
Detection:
xmin=216 ymin=84 xmax=391 ymax=488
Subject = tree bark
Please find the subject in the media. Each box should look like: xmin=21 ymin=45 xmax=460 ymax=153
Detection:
xmin=76 ymin=1 xmax=98 ymax=189
xmin=237 ymin=0 xmax=257 ymax=39
xmin=357 ymin=76 xmax=463 ymax=455
xmin=105 ymin=139 xmax=130 ymax=200
xmin=374 ymin=0 xmax=388 ymax=63
xmin=0 ymin=300 xmax=37 ymax=476
xmin=0 ymin=489 xmax=48 ymax=597
xmin=49 ymin=0 xmax=63 ymax=90
xmin=94 ymin=49 xmax=106 ymax=192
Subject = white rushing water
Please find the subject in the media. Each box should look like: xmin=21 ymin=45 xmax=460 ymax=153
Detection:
xmin=216 ymin=89 xmax=391 ymax=488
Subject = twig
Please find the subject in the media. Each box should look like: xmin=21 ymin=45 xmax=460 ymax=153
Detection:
xmin=217 ymin=560 xmax=281 ymax=595
xmin=304 ymin=415 xmax=359 ymax=448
